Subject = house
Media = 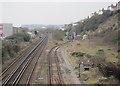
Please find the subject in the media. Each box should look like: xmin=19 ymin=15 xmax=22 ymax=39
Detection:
xmin=13 ymin=27 xmax=22 ymax=34
xmin=82 ymin=34 xmax=88 ymax=40
xmin=107 ymin=4 xmax=117 ymax=11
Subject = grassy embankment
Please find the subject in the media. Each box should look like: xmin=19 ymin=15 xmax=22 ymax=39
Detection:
xmin=64 ymin=39 xmax=118 ymax=84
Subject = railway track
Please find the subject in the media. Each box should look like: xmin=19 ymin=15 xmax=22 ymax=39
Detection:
xmin=48 ymin=46 xmax=64 ymax=85
xmin=17 ymin=36 xmax=47 ymax=85
xmin=1 ymin=37 xmax=42 ymax=79
xmin=2 ymin=35 xmax=48 ymax=85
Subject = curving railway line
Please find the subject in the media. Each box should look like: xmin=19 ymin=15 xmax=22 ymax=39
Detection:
xmin=47 ymin=46 xmax=64 ymax=85
xmin=1 ymin=34 xmax=48 ymax=85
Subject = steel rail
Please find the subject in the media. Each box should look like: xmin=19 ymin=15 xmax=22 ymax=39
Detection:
xmin=2 ymin=36 xmax=47 ymax=85
xmin=14 ymin=36 xmax=48 ymax=85
xmin=54 ymin=47 xmax=64 ymax=85
xmin=1 ymin=38 xmax=41 ymax=78
xmin=25 ymin=37 xmax=48 ymax=86
xmin=48 ymin=46 xmax=65 ymax=85
xmin=47 ymin=46 xmax=57 ymax=85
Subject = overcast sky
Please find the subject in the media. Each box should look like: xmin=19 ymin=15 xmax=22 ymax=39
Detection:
xmin=1 ymin=1 xmax=118 ymax=26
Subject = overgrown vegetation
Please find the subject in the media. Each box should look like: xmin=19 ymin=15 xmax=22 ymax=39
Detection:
xmin=75 ymin=10 xmax=118 ymax=34
xmin=103 ymin=30 xmax=118 ymax=44
xmin=52 ymin=29 xmax=65 ymax=41
xmin=34 ymin=30 xmax=38 ymax=35
xmin=2 ymin=32 xmax=31 ymax=64
xmin=71 ymin=52 xmax=86 ymax=57
xmin=91 ymin=49 xmax=106 ymax=66
xmin=71 ymin=51 xmax=92 ymax=58
xmin=67 ymin=10 xmax=119 ymax=45
xmin=95 ymin=49 xmax=106 ymax=61
xmin=7 ymin=32 xmax=31 ymax=42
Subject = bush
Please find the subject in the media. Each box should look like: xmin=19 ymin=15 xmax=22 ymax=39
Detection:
xmin=71 ymin=52 xmax=86 ymax=57
xmin=52 ymin=30 xmax=65 ymax=41
xmin=34 ymin=31 xmax=38 ymax=35
xmin=95 ymin=49 xmax=106 ymax=63
xmin=103 ymin=30 xmax=118 ymax=44
xmin=7 ymin=32 xmax=31 ymax=42
xmin=2 ymin=39 xmax=21 ymax=64
xmin=85 ymin=54 xmax=92 ymax=58
xmin=13 ymin=44 xmax=21 ymax=53
xmin=2 ymin=32 xmax=31 ymax=64
xmin=98 ymin=48 xmax=104 ymax=52
xmin=23 ymin=33 xmax=31 ymax=42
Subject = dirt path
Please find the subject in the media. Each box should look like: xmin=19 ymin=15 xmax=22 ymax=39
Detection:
xmin=59 ymin=47 xmax=82 ymax=84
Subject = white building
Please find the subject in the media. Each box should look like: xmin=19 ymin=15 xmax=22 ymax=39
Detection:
xmin=0 ymin=23 xmax=13 ymax=38
xmin=107 ymin=4 xmax=117 ymax=11
xmin=82 ymin=34 xmax=88 ymax=40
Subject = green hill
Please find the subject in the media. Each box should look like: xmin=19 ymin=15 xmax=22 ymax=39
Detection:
xmin=67 ymin=10 xmax=119 ymax=45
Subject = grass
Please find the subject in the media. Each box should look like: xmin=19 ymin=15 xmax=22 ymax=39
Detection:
xmin=64 ymin=39 xmax=118 ymax=84
xmin=81 ymin=67 xmax=101 ymax=84
xmin=47 ymin=41 xmax=55 ymax=49
xmin=66 ymin=40 xmax=118 ymax=62
xmin=85 ymin=78 xmax=99 ymax=84
xmin=47 ymin=36 xmax=67 ymax=49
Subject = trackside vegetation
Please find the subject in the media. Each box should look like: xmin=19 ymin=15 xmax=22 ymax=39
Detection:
xmin=2 ymin=32 xmax=31 ymax=64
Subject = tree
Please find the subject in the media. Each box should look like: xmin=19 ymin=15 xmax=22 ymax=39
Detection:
xmin=52 ymin=30 xmax=65 ymax=41
xmin=23 ymin=33 xmax=31 ymax=42
xmin=34 ymin=31 xmax=38 ymax=35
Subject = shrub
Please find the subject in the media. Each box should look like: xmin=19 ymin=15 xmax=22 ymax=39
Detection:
xmin=85 ymin=54 xmax=92 ymax=58
xmin=52 ymin=30 xmax=65 ymax=41
xmin=13 ymin=44 xmax=21 ymax=53
xmin=2 ymin=32 xmax=31 ymax=64
xmin=95 ymin=49 xmax=106 ymax=63
xmin=7 ymin=32 xmax=31 ymax=42
xmin=71 ymin=52 xmax=86 ymax=57
xmin=103 ymin=30 xmax=118 ymax=44
xmin=98 ymin=48 xmax=104 ymax=52
xmin=23 ymin=33 xmax=31 ymax=42
xmin=34 ymin=31 xmax=38 ymax=35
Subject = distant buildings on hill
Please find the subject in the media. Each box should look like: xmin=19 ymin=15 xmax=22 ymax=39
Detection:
xmin=90 ymin=3 xmax=118 ymax=18
xmin=107 ymin=4 xmax=117 ymax=12
xmin=64 ymin=2 xmax=119 ymax=32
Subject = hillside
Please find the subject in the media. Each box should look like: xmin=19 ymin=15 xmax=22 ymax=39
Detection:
xmin=95 ymin=13 xmax=119 ymax=45
xmin=67 ymin=10 xmax=119 ymax=45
